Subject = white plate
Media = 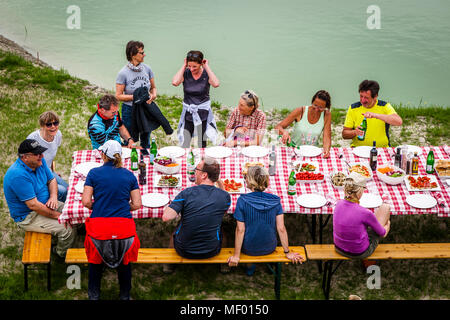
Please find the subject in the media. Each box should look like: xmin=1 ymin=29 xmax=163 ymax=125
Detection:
xmin=293 ymin=161 xmax=320 ymax=172
xmin=74 ymin=180 xmax=85 ymax=193
xmin=158 ymin=146 xmax=186 ymax=158
xmin=74 ymin=161 xmax=102 ymax=176
xmin=404 ymin=175 xmax=441 ymax=192
xmin=121 ymin=147 xmax=132 ymax=159
xmin=141 ymin=193 xmax=170 ymax=208
xmin=155 ymin=174 xmax=182 ymax=188
xmin=294 ymin=145 xmax=322 ymax=157
xmin=399 ymin=145 xmax=422 ymax=156
xmin=223 ymin=178 xmax=246 ymax=194
xmin=352 ymin=146 xmax=373 ymax=158
xmin=241 ymin=146 xmax=269 ymax=158
xmin=359 ymin=193 xmax=382 ymax=208
xmin=406 ymin=194 xmax=437 ymax=209
xmin=205 ymin=146 xmax=233 ymax=159
xmin=296 ymin=193 xmax=327 ymax=208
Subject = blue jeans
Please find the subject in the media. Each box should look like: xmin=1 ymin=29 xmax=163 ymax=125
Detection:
xmin=53 ymin=171 xmax=68 ymax=202
xmin=121 ymin=103 xmax=150 ymax=149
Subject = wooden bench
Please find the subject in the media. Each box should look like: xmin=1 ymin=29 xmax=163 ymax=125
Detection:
xmin=22 ymin=231 xmax=52 ymax=291
xmin=66 ymin=246 xmax=307 ymax=299
xmin=304 ymin=243 xmax=450 ymax=299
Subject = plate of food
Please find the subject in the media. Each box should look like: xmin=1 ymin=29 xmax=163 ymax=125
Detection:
xmin=295 ymin=171 xmax=325 ymax=183
xmin=155 ymin=174 xmax=182 ymax=188
xmin=74 ymin=161 xmax=102 ymax=176
xmin=242 ymin=161 xmax=265 ymax=175
xmin=435 ymin=159 xmax=450 ymax=178
xmin=294 ymin=145 xmax=322 ymax=157
xmin=406 ymin=194 xmax=437 ymax=209
xmin=352 ymin=146 xmax=372 ymax=158
xmin=376 ymin=165 xmax=405 ymax=185
xmin=330 ymin=171 xmax=347 ymax=190
xmin=348 ymin=163 xmax=372 ymax=181
xmin=241 ymin=146 xmax=269 ymax=158
xmin=158 ymin=146 xmax=186 ymax=158
xmin=404 ymin=175 xmax=441 ymax=192
xmin=141 ymin=193 xmax=170 ymax=208
xmin=296 ymin=193 xmax=327 ymax=208
xmin=205 ymin=146 xmax=233 ymax=159
xmin=154 ymin=157 xmax=181 ymax=174
xmin=223 ymin=178 xmax=245 ymax=193
xmin=293 ymin=161 xmax=319 ymax=173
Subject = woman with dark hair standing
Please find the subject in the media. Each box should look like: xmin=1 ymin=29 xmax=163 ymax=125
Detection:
xmin=82 ymin=140 xmax=142 ymax=300
xmin=172 ymin=50 xmax=220 ymax=148
xmin=275 ymin=90 xmax=332 ymax=158
xmin=115 ymin=41 xmax=157 ymax=154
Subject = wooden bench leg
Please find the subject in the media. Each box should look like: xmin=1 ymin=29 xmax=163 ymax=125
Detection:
xmin=24 ymin=264 xmax=29 ymax=292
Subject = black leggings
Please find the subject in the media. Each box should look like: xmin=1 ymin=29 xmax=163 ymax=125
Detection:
xmin=182 ymin=119 xmax=208 ymax=148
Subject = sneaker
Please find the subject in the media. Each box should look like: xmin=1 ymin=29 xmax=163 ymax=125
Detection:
xmin=220 ymin=264 xmax=231 ymax=274
xmin=246 ymin=264 xmax=256 ymax=276
xmin=163 ymin=264 xmax=175 ymax=274
xmin=140 ymin=148 xmax=149 ymax=156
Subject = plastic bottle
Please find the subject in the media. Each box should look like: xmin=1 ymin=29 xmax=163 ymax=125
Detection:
xmin=187 ymin=148 xmax=196 ymax=182
xmin=426 ymin=150 xmax=435 ymax=174
xmin=369 ymin=141 xmax=377 ymax=171
xmin=150 ymin=138 xmax=157 ymax=165
xmin=357 ymin=117 xmax=367 ymax=141
xmin=288 ymin=169 xmax=297 ymax=196
xmin=411 ymin=152 xmax=419 ymax=175
xmin=130 ymin=148 xmax=138 ymax=171
xmin=269 ymin=145 xmax=276 ymax=176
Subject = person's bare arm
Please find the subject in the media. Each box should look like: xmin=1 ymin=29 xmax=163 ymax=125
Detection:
xmin=228 ymin=221 xmax=245 ymax=267
xmin=129 ymin=189 xmax=142 ymax=211
xmin=82 ymin=185 xmax=94 ymax=210
xmin=162 ymin=206 xmax=178 ymax=222
xmin=275 ymin=107 xmax=303 ymax=144
xmin=25 ymin=197 xmax=61 ymax=219
xmin=115 ymin=83 xmax=133 ymax=102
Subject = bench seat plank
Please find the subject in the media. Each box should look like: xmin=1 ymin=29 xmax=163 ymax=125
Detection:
xmin=65 ymin=246 xmax=307 ymax=264
xmin=22 ymin=231 xmax=52 ymax=264
xmin=305 ymin=243 xmax=450 ymax=260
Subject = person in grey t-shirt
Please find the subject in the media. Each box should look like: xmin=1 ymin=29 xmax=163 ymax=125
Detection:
xmin=115 ymin=41 xmax=157 ymax=153
xmin=27 ymin=111 xmax=68 ymax=202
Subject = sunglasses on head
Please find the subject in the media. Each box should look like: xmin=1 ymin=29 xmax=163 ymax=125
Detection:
xmin=45 ymin=121 xmax=59 ymax=128
xmin=187 ymin=52 xmax=200 ymax=59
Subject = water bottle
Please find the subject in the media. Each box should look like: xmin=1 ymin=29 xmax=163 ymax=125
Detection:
xmin=150 ymin=138 xmax=157 ymax=165
xmin=287 ymin=169 xmax=297 ymax=196
xmin=269 ymin=145 xmax=276 ymax=176
xmin=426 ymin=150 xmax=435 ymax=174
xmin=187 ymin=148 xmax=196 ymax=182
xmin=357 ymin=117 xmax=367 ymax=141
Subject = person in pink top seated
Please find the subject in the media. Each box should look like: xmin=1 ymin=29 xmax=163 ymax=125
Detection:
xmin=333 ymin=172 xmax=391 ymax=259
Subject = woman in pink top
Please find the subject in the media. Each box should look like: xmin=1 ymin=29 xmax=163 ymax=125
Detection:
xmin=333 ymin=172 xmax=391 ymax=259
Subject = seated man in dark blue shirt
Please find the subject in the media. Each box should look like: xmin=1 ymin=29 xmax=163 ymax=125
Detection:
xmin=162 ymin=156 xmax=230 ymax=270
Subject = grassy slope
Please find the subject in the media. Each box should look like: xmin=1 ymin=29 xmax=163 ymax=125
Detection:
xmin=0 ymin=50 xmax=449 ymax=300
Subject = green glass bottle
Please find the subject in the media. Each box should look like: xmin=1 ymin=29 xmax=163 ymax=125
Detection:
xmin=426 ymin=150 xmax=435 ymax=174
xmin=357 ymin=117 xmax=367 ymax=141
xmin=150 ymin=138 xmax=157 ymax=165
xmin=288 ymin=169 xmax=297 ymax=196
xmin=130 ymin=147 xmax=138 ymax=171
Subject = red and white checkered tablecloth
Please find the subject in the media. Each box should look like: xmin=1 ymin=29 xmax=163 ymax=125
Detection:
xmin=59 ymin=146 xmax=450 ymax=225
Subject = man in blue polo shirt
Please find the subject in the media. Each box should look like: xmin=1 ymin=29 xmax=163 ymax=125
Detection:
xmin=162 ymin=156 xmax=230 ymax=272
xmin=3 ymin=139 xmax=75 ymax=258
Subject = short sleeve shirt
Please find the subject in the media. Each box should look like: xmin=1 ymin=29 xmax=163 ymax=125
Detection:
xmin=116 ymin=64 xmax=154 ymax=105
xmin=169 ymin=184 xmax=231 ymax=257
xmin=3 ymin=158 xmax=54 ymax=222
xmin=27 ymin=129 xmax=62 ymax=170
xmin=85 ymin=162 xmax=139 ymax=219
xmin=226 ymin=108 xmax=266 ymax=140
xmin=343 ymin=100 xmax=397 ymax=147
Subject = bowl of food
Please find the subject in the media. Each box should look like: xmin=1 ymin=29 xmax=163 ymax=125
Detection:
xmin=154 ymin=156 xmax=181 ymax=175
xmin=241 ymin=161 xmax=265 ymax=176
xmin=376 ymin=165 xmax=405 ymax=185
xmin=348 ymin=163 xmax=372 ymax=181
xmin=330 ymin=171 xmax=347 ymax=190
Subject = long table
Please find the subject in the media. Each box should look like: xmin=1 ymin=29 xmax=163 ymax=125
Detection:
xmin=59 ymin=146 xmax=450 ymax=226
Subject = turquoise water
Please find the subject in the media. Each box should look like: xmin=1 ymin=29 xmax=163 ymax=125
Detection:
xmin=1 ymin=0 xmax=450 ymax=109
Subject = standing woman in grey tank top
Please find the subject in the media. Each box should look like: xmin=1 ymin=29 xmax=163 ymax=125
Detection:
xmin=172 ymin=50 xmax=220 ymax=148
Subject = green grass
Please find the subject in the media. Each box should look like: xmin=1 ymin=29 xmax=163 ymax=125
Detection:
xmin=0 ymin=49 xmax=449 ymax=300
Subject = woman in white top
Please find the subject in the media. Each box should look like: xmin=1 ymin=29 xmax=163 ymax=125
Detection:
xmin=27 ymin=111 xmax=68 ymax=202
